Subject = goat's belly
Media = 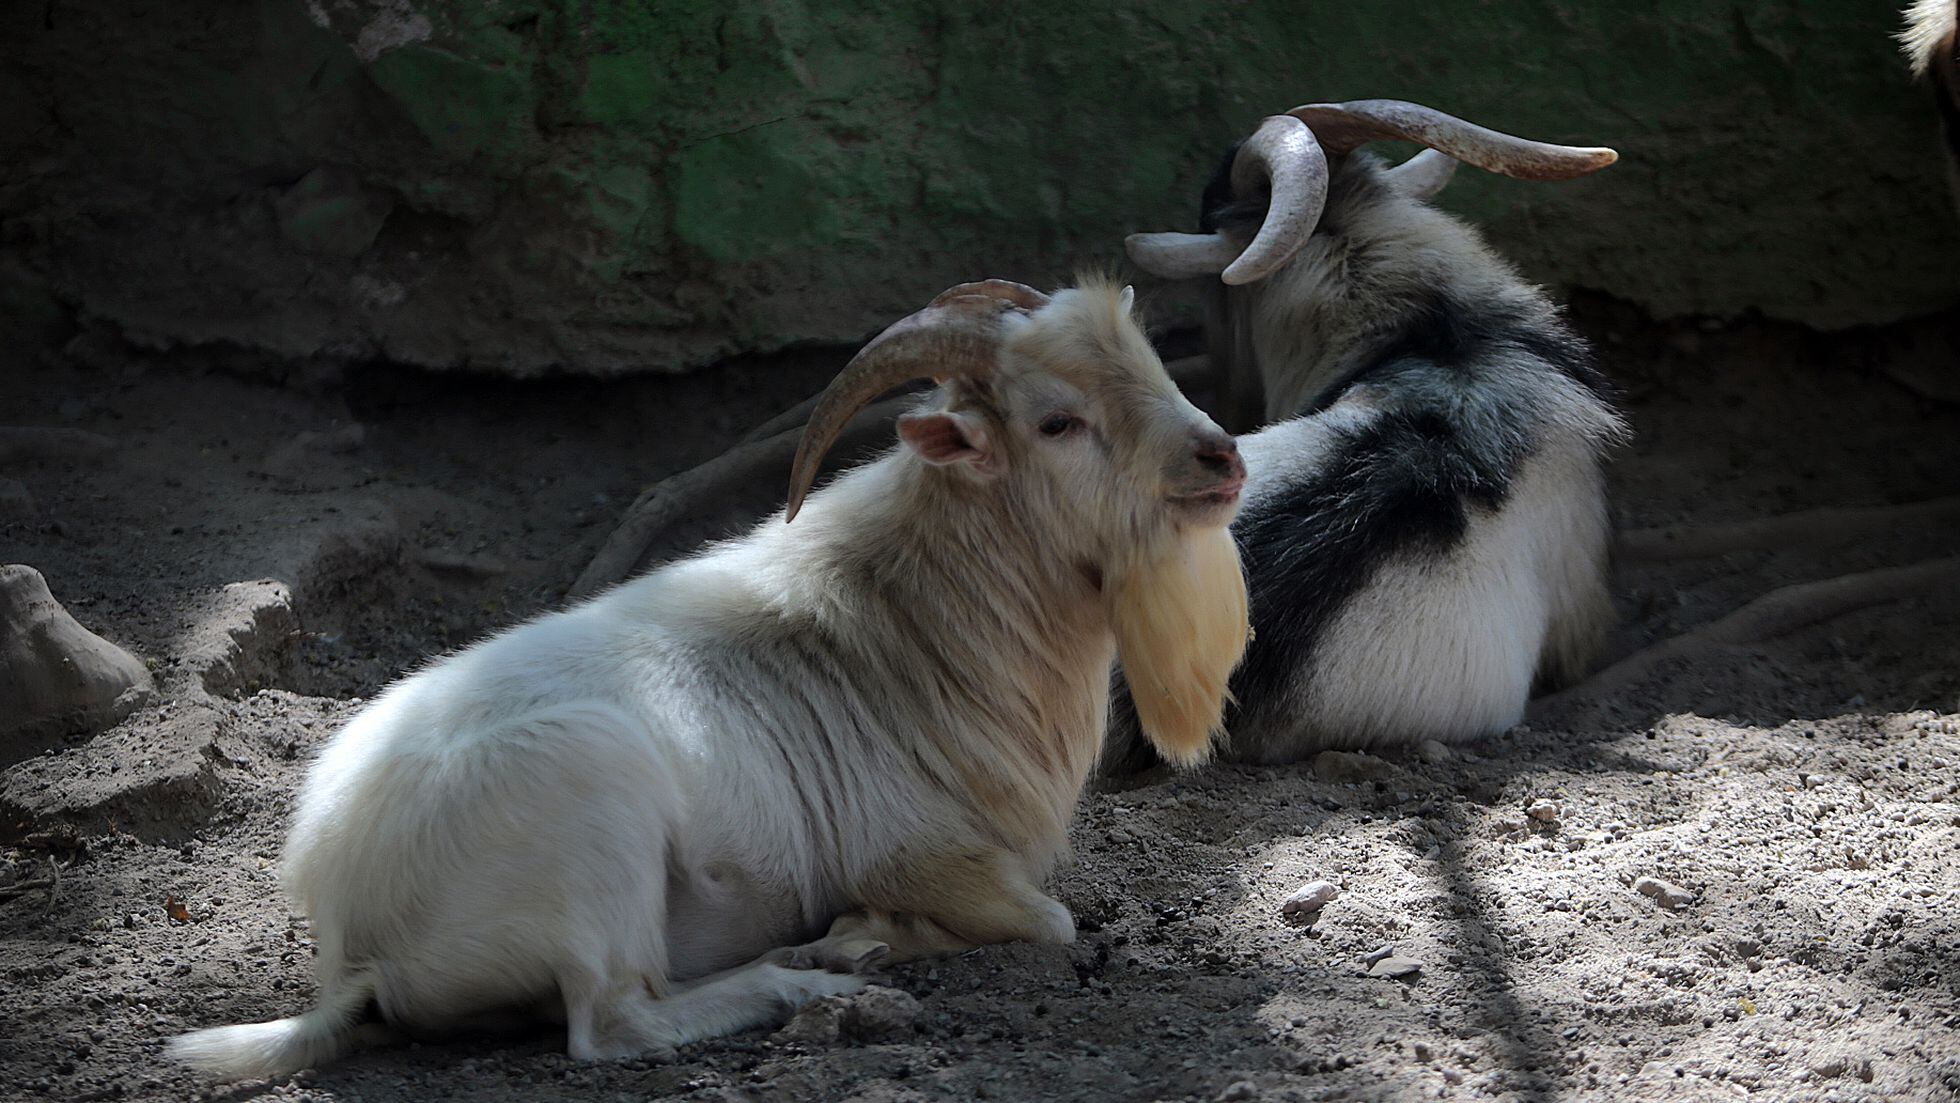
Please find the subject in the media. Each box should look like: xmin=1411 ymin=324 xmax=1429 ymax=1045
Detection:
xmin=663 ymin=858 xmax=819 ymax=980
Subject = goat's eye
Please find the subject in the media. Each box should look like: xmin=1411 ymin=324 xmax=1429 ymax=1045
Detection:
xmin=1038 ymin=413 xmax=1078 ymax=437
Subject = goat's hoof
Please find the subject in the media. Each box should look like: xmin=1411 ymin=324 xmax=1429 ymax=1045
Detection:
xmin=826 ymin=939 xmax=890 ymax=975
xmin=762 ymin=945 xmax=819 ymax=970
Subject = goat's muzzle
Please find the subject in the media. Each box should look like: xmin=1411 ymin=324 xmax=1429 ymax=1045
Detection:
xmin=1171 ymin=429 xmax=1245 ymax=527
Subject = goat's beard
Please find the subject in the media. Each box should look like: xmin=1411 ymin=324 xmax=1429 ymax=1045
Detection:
xmin=1108 ymin=523 xmax=1249 ymax=767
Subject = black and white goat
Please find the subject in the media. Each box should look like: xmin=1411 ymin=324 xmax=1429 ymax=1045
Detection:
xmin=168 ymin=279 xmax=1250 ymax=1079
xmin=1107 ymin=100 xmax=1625 ymax=767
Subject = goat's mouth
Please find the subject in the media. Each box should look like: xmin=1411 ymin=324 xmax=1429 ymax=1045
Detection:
xmin=1170 ymin=477 xmax=1244 ymax=525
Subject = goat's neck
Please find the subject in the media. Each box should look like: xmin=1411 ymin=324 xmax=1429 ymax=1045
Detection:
xmin=798 ymin=457 xmax=1116 ymax=864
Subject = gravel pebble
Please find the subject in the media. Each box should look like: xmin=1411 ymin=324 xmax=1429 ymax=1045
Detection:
xmin=1280 ymin=880 xmax=1340 ymax=923
xmin=1633 ymin=876 xmax=1697 ymax=909
xmin=1366 ymin=956 xmax=1423 ymax=980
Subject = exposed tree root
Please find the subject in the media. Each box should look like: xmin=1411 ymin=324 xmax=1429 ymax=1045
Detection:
xmin=1616 ymin=496 xmax=1960 ymax=562
xmin=570 ymin=396 xmax=914 ymax=598
xmin=1532 ymin=556 xmax=1960 ymax=719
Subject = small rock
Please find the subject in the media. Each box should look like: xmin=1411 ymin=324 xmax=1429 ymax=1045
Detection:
xmin=1367 ymin=955 xmax=1423 ymax=980
xmin=184 ymin=580 xmax=298 ymax=697
xmin=1412 ymin=1041 xmax=1433 ymax=1062
xmin=843 ymin=985 xmax=922 ymax=1041
xmin=1280 ymin=880 xmax=1340 ymax=924
xmin=1810 ymin=1055 xmax=1874 ymax=1083
xmin=1312 ymin=750 xmax=1397 ymax=784
xmin=779 ymin=997 xmax=846 ymax=1043
xmin=1492 ymin=813 xmax=1530 ymax=836
xmin=1216 ymin=1082 xmax=1258 ymax=1102
xmin=1633 ymin=875 xmax=1696 ymax=910
xmin=1526 ymin=798 xmax=1561 ymax=822
xmin=0 ymin=564 xmax=154 ymax=743
xmin=1362 ymin=944 xmax=1395 ymax=966
xmin=1416 ymin=739 xmax=1453 ymax=764
xmin=778 ymin=985 xmax=920 ymax=1044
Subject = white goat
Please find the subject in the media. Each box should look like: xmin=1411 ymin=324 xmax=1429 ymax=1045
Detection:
xmin=168 ymin=279 xmax=1249 ymax=1079
xmin=1107 ymin=101 xmax=1625 ymax=767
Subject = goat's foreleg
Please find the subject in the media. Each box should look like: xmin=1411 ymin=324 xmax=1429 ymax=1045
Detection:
xmin=772 ymin=844 xmax=1075 ymax=972
xmin=853 ymin=844 xmax=1075 ymax=963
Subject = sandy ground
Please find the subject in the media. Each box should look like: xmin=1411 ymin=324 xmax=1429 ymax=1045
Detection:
xmin=2 ymin=302 xmax=1958 ymax=1103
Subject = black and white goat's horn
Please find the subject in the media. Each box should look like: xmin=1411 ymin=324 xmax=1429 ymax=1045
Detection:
xmin=1219 ymin=115 xmax=1330 ymax=285
xmin=785 ymin=280 xmax=1048 ymax=521
xmin=1382 ymin=147 xmax=1460 ymax=199
xmin=1127 ymin=115 xmax=1329 ymax=286
xmin=1286 ymin=99 xmax=1618 ymax=179
xmin=1124 ymin=231 xmax=1246 ymax=281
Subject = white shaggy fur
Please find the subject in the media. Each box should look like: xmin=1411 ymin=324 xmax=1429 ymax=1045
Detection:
xmin=167 ymin=283 xmax=1247 ymax=1079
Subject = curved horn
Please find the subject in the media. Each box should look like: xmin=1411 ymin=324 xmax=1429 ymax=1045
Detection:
xmin=1382 ymin=147 xmax=1459 ymax=200
xmin=1125 ymin=231 xmax=1246 ymax=280
xmin=1285 ymin=99 xmax=1617 ymax=180
xmin=1220 ymin=115 xmax=1331 ymax=285
xmin=930 ymin=278 xmax=1051 ymax=312
xmin=785 ymin=285 xmax=1039 ymax=521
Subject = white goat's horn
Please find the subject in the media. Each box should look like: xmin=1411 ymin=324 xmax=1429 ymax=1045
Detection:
xmin=785 ymin=280 xmax=1050 ymax=522
xmin=1286 ymin=99 xmax=1618 ymax=180
xmin=1382 ymin=147 xmax=1460 ymax=199
xmin=1220 ymin=115 xmax=1331 ymax=286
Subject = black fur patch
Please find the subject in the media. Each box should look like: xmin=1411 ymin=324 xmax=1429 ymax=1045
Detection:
xmin=1197 ymin=142 xmax=1244 ymax=232
xmin=1223 ymin=403 xmax=1516 ymax=742
xmin=1310 ymin=292 xmax=1615 ymax=414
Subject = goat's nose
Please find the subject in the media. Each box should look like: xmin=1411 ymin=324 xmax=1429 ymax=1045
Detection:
xmin=1194 ymin=430 xmax=1244 ymax=479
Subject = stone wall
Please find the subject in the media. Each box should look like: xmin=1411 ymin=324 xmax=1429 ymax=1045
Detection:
xmin=3 ymin=1 xmax=1954 ymax=376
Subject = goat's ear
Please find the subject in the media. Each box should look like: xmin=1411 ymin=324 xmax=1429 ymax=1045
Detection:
xmin=1119 ymin=285 xmax=1136 ymax=312
xmin=897 ymin=410 xmax=998 ymax=472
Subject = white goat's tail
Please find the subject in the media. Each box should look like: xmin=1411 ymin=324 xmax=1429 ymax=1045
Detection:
xmin=166 ymin=967 xmax=378 ymax=1081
